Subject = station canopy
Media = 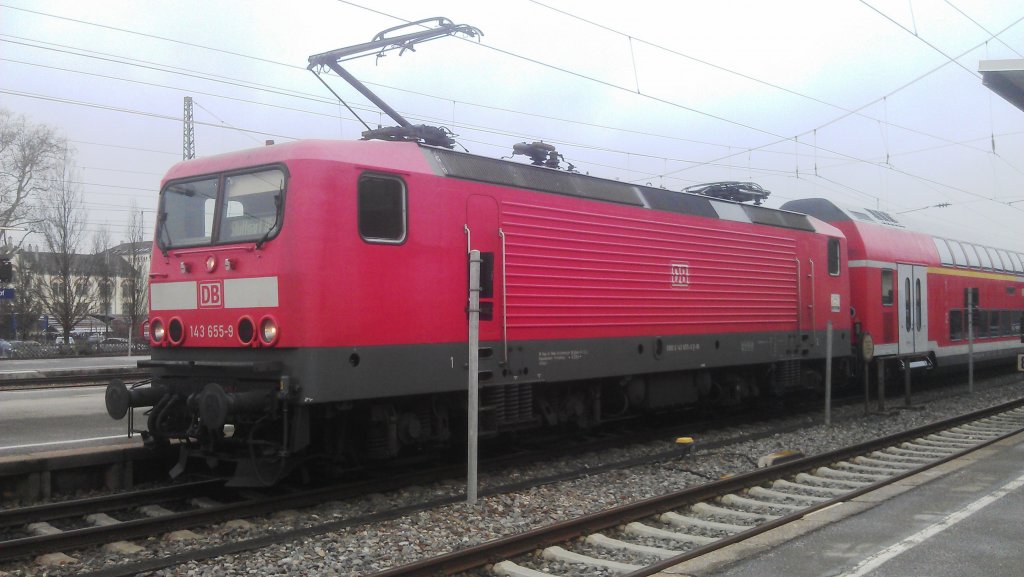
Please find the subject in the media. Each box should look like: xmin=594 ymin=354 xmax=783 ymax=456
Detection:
xmin=980 ymin=59 xmax=1024 ymax=113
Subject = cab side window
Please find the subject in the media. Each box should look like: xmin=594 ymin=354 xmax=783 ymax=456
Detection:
xmin=881 ymin=269 xmax=894 ymax=306
xmin=358 ymin=174 xmax=407 ymax=243
xmin=827 ymin=238 xmax=840 ymax=276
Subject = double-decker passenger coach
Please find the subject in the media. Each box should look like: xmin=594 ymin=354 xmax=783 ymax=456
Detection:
xmin=782 ymin=198 xmax=1024 ymax=371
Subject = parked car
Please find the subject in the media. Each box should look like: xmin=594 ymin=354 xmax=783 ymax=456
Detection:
xmin=55 ymin=336 xmax=75 ymax=345
xmin=0 ymin=339 xmax=10 ymax=359
xmin=9 ymin=340 xmax=44 ymax=359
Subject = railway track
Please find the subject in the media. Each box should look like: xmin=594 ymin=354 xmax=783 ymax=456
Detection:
xmin=368 ymin=399 xmax=1024 ymax=577
xmin=0 ymin=369 xmax=149 ymax=391
xmin=0 ymin=410 xmax=789 ymax=574
xmin=2 ymin=374 xmax=1019 ymax=575
xmin=0 ymin=462 xmax=480 ymax=567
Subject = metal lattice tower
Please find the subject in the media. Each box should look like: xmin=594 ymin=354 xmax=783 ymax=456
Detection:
xmin=183 ymin=96 xmax=195 ymax=160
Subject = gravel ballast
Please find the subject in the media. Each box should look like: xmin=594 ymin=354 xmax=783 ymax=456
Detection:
xmin=3 ymin=374 xmax=1022 ymax=577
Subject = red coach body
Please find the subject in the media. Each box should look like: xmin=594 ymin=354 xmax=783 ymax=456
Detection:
xmin=782 ymin=198 xmax=1024 ymax=369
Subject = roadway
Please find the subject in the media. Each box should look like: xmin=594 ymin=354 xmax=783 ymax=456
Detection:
xmin=0 ymin=355 xmax=149 ymax=456
xmin=0 ymin=385 xmax=144 ymax=456
xmin=0 ymin=354 xmax=147 ymax=378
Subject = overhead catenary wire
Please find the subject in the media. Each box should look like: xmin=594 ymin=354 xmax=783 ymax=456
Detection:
xmin=333 ymin=0 xmax=1024 ymax=217
xmin=6 ymin=1 xmax=953 ymax=171
xmin=858 ymin=0 xmax=982 ymax=78
xmin=6 ymin=2 xmax=1024 ymax=237
xmin=943 ymin=0 xmax=1024 ymax=58
xmin=0 ymin=3 xmax=1010 ymax=177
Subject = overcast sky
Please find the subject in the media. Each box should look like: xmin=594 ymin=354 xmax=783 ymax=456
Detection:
xmin=3 ymin=0 xmax=1024 ymax=251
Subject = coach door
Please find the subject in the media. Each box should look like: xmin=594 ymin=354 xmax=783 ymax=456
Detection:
xmin=466 ymin=195 xmax=504 ymax=347
xmin=896 ymin=264 xmax=929 ymax=355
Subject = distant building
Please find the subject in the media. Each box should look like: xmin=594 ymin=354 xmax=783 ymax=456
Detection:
xmin=104 ymin=240 xmax=152 ymax=316
xmin=8 ymin=242 xmax=151 ymax=336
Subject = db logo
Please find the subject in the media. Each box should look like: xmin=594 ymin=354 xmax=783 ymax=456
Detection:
xmin=670 ymin=263 xmax=690 ymax=288
xmin=199 ymin=280 xmax=224 ymax=308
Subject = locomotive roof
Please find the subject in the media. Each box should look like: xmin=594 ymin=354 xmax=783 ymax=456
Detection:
xmin=163 ymin=139 xmax=837 ymax=237
xmin=422 ymin=146 xmax=823 ymax=231
xmin=419 ymin=145 xmax=832 ymax=236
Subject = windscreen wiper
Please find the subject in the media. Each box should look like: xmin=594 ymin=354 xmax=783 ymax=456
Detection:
xmin=255 ymin=193 xmax=282 ymax=250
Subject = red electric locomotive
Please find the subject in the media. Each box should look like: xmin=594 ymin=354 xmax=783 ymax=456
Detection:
xmin=782 ymin=198 xmax=1024 ymax=370
xmin=105 ymin=139 xmax=851 ymax=484
xmin=104 ymin=19 xmax=1023 ymax=485
xmin=104 ymin=19 xmax=860 ymax=485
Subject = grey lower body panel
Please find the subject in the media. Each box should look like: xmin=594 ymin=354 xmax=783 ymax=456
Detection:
xmin=149 ymin=328 xmax=849 ymax=403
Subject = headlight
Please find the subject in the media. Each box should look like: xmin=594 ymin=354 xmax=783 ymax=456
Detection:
xmin=151 ymin=319 xmax=165 ymax=344
xmin=238 ymin=316 xmax=255 ymax=345
xmin=168 ymin=317 xmax=185 ymax=346
xmin=259 ymin=316 xmax=279 ymax=346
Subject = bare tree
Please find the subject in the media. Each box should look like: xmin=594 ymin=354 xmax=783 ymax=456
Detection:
xmin=91 ymin=224 xmax=114 ymax=329
xmin=10 ymin=247 xmax=44 ymax=340
xmin=37 ymin=147 xmax=93 ymax=342
xmin=122 ymin=202 xmax=149 ymax=342
xmin=0 ymin=109 xmax=64 ymax=247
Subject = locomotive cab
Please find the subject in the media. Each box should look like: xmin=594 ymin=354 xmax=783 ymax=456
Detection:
xmin=107 ymin=160 xmax=298 ymax=484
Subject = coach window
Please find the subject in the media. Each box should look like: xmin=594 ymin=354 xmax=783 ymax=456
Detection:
xmin=881 ymin=269 xmax=894 ymax=306
xmin=977 ymin=246 xmax=993 ymax=270
xmin=933 ymin=239 xmax=954 ymax=266
xmin=948 ymin=240 xmax=968 ymax=267
xmin=904 ymin=278 xmax=912 ymax=329
xmin=1011 ymin=253 xmax=1024 ymax=273
xmin=358 ymin=174 xmax=407 ymax=243
xmin=949 ymin=310 xmax=964 ymax=341
xmin=984 ymin=247 xmax=1002 ymax=271
xmin=915 ymin=279 xmax=922 ymax=331
xmin=827 ymin=238 xmax=840 ymax=275
xmin=963 ymin=244 xmax=981 ymax=268
xmin=996 ymin=249 xmax=1014 ymax=272
xmin=990 ymin=310 xmax=1003 ymax=336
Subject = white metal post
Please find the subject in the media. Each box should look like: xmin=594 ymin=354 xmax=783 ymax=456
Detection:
xmin=904 ymin=360 xmax=912 ymax=406
xmin=863 ymin=358 xmax=870 ymax=415
xmin=467 ymin=250 xmax=481 ymax=505
xmin=967 ymin=289 xmax=974 ymax=394
xmin=824 ymin=320 xmax=832 ymax=426
xmin=876 ymin=358 xmax=885 ymax=412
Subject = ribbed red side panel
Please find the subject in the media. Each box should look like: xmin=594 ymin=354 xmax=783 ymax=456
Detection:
xmin=502 ymin=201 xmax=799 ymax=338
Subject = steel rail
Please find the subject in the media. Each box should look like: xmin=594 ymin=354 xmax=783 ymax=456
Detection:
xmin=0 ymin=369 xmax=149 ymax=390
xmin=1 ymin=404 xmax=814 ymax=574
xmin=0 ymin=479 xmax=225 ymax=529
xmin=5 ymin=375 xmax=1020 ymax=574
xmin=0 ymin=464 xmax=459 ymax=563
xmin=366 ymin=397 xmax=1024 ymax=577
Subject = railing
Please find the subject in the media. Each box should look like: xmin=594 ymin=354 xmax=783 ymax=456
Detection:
xmin=3 ymin=341 xmax=150 ymax=360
